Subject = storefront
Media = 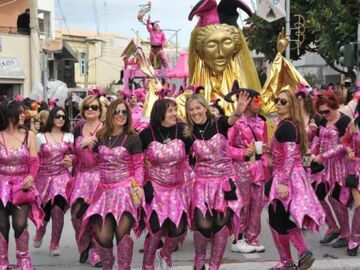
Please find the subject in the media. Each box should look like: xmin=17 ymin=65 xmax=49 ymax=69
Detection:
xmin=0 ymin=57 xmax=26 ymax=98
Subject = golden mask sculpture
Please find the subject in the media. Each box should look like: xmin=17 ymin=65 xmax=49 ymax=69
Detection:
xmin=188 ymin=0 xmax=261 ymax=115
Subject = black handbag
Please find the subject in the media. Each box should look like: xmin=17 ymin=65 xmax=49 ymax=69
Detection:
xmin=224 ymin=178 xmax=238 ymax=201
xmin=345 ymin=174 xmax=359 ymax=188
xmin=143 ymin=181 xmax=154 ymax=204
xmin=310 ymin=161 xmax=325 ymax=174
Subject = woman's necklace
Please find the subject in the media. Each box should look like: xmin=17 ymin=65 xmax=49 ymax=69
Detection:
xmin=159 ymin=129 xmax=171 ymax=144
xmin=49 ymin=131 xmax=63 ymax=144
xmin=107 ymin=132 xmax=122 ymax=148
xmin=197 ymin=120 xmax=210 ymax=140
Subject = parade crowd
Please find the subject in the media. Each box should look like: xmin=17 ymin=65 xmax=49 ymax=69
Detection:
xmin=0 ymin=80 xmax=360 ymax=270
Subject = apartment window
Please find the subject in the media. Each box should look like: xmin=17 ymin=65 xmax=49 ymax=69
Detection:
xmin=80 ymin=53 xmax=86 ymax=76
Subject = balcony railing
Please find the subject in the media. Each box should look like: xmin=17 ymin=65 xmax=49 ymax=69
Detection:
xmin=0 ymin=26 xmax=30 ymax=35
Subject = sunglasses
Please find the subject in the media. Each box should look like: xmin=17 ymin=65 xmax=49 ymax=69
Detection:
xmin=113 ymin=109 xmax=128 ymax=116
xmin=54 ymin=114 xmax=66 ymax=120
xmin=318 ymin=109 xmax=331 ymax=115
xmin=84 ymin=104 xmax=100 ymax=111
xmin=274 ymin=98 xmax=288 ymax=106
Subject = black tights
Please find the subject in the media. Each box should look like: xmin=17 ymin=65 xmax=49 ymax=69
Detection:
xmin=0 ymin=201 xmax=30 ymax=240
xmin=92 ymin=212 xmax=134 ymax=248
xmin=194 ymin=208 xmax=232 ymax=238
xmin=71 ymin=198 xmax=89 ymax=219
xmin=148 ymin=212 xmax=187 ymax=238
xmin=314 ymin=182 xmax=341 ymax=202
xmin=42 ymin=195 xmax=67 ymax=222
xmin=268 ymin=200 xmax=297 ymax=235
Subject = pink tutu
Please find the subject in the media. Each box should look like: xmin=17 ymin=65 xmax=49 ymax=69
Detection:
xmin=70 ymin=168 xmax=100 ymax=206
xmin=191 ymin=177 xmax=242 ymax=237
xmin=82 ymin=179 xmax=141 ymax=237
xmin=1 ymin=175 xmax=44 ymax=229
xmin=143 ymin=181 xmax=191 ymax=232
xmin=36 ymin=171 xmax=72 ymax=204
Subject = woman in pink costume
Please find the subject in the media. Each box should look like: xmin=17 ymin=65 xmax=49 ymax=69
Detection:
xmin=146 ymin=16 xmax=168 ymax=68
xmin=139 ymin=98 xmax=192 ymax=270
xmin=226 ymin=88 xmax=269 ymax=253
xmin=33 ymin=107 xmax=74 ymax=256
xmin=128 ymin=92 xmax=147 ymax=132
xmin=184 ymin=92 xmax=250 ymax=270
xmin=342 ymin=103 xmax=360 ymax=256
xmin=70 ymin=95 xmax=103 ymax=267
xmin=267 ymin=90 xmax=325 ymax=270
xmin=0 ymin=100 xmax=43 ymax=270
xmin=82 ymin=99 xmax=144 ymax=270
xmin=311 ymin=93 xmax=352 ymax=248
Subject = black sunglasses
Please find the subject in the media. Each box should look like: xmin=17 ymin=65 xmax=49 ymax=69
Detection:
xmin=84 ymin=104 xmax=100 ymax=111
xmin=113 ymin=109 xmax=128 ymax=116
xmin=318 ymin=109 xmax=331 ymax=115
xmin=274 ymin=98 xmax=288 ymax=106
xmin=54 ymin=114 xmax=66 ymax=120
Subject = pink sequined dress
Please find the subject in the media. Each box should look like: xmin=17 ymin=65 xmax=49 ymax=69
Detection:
xmin=269 ymin=120 xmax=325 ymax=232
xmin=82 ymin=134 xmax=144 ymax=236
xmin=191 ymin=127 xmax=243 ymax=236
xmin=35 ymin=133 xmax=73 ymax=205
xmin=70 ymin=133 xmax=101 ymax=206
xmin=0 ymin=140 xmax=43 ymax=228
xmin=142 ymin=125 xmax=191 ymax=231
xmin=310 ymin=114 xmax=352 ymax=205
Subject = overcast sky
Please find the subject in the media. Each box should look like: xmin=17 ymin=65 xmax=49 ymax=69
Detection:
xmin=55 ymin=0 xmax=254 ymax=48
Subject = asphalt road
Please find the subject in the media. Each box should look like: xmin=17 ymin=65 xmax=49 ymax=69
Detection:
xmin=6 ymin=211 xmax=360 ymax=269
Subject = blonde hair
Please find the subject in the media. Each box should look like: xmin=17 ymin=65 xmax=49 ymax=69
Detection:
xmin=80 ymin=96 xmax=104 ymax=120
xmin=96 ymin=99 xmax=134 ymax=141
xmin=184 ymin=94 xmax=214 ymax=137
xmin=38 ymin=110 xmax=49 ymax=126
xmin=279 ymin=89 xmax=308 ymax=155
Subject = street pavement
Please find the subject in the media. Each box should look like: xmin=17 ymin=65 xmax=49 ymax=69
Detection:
xmin=6 ymin=211 xmax=360 ymax=269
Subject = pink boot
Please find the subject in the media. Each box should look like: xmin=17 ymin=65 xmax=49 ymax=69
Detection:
xmin=0 ymin=233 xmax=9 ymax=270
xmin=71 ymin=216 xmax=92 ymax=263
xmin=158 ymin=232 xmax=186 ymax=268
xmin=319 ymin=200 xmax=340 ymax=244
xmin=50 ymin=206 xmax=64 ymax=256
xmin=94 ymin=241 xmax=114 ymax=270
xmin=89 ymin=239 xmax=102 ymax=267
xmin=33 ymin=221 xmax=47 ymax=248
xmin=329 ymin=197 xmax=350 ymax=248
xmin=269 ymin=227 xmax=297 ymax=270
xmin=15 ymin=228 xmax=33 ymax=270
xmin=288 ymin=227 xmax=315 ymax=270
xmin=117 ymin=234 xmax=133 ymax=270
xmin=348 ymin=206 xmax=360 ymax=255
xmin=142 ymin=231 xmax=162 ymax=270
xmin=194 ymin=231 xmax=209 ymax=270
xmin=209 ymin=226 xmax=229 ymax=270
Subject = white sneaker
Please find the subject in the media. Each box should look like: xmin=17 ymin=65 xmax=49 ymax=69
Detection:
xmin=156 ymin=249 xmax=170 ymax=270
xmin=250 ymin=243 xmax=266 ymax=253
xmin=50 ymin=247 xmax=61 ymax=256
xmin=231 ymin=239 xmax=256 ymax=253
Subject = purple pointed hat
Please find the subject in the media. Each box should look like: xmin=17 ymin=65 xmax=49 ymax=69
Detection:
xmin=189 ymin=0 xmax=253 ymax=27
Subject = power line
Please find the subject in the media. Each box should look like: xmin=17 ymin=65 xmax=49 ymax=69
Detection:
xmin=0 ymin=0 xmax=17 ymax=8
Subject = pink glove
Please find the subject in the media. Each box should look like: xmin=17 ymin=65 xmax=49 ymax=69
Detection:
xmin=28 ymin=157 xmax=40 ymax=178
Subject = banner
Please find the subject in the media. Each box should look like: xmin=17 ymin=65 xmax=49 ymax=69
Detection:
xmin=256 ymin=0 xmax=286 ymax=22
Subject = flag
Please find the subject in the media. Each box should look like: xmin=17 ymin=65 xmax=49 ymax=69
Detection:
xmin=256 ymin=0 xmax=286 ymax=22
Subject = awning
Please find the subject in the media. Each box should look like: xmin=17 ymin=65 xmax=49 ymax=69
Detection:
xmin=42 ymin=39 xmax=78 ymax=62
xmin=0 ymin=57 xmax=26 ymax=80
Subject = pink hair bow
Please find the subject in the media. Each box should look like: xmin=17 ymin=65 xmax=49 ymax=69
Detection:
xmin=48 ymin=98 xmax=58 ymax=109
xmin=88 ymin=88 xmax=106 ymax=97
xmin=118 ymin=89 xmax=133 ymax=101
xmin=296 ymin=84 xmax=310 ymax=96
xmin=14 ymin=95 xmax=24 ymax=102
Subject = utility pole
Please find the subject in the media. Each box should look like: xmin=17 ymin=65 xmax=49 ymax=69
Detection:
xmin=285 ymin=0 xmax=291 ymax=60
xmin=84 ymin=39 xmax=90 ymax=91
xmin=29 ymin=0 xmax=42 ymax=93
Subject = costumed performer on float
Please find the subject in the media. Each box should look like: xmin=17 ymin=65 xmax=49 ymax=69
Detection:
xmin=225 ymin=82 xmax=269 ymax=254
xmin=188 ymin=0 xmax=261 ymax=115
xmin=146 ymin=15 xmax=168 ymax=69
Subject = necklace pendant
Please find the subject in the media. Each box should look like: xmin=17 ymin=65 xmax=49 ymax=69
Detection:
xmin=163 ymin=138 xmax=171 ymax=144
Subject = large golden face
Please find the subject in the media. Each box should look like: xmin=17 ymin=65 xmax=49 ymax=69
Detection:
xmin=200 ymin=30 xmax=236 ymax=73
